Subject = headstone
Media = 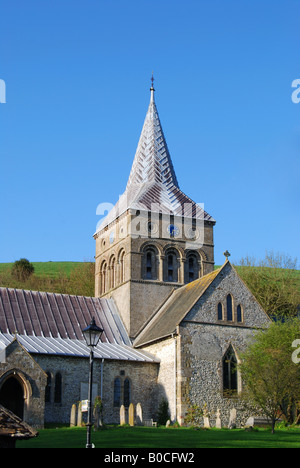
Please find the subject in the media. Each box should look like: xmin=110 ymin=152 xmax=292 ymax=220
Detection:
xmin=136 ymin=403 xmax=143 ymax=426
xmin=203 ymin=416 xmax=210 ymax=428
xmin=215 ymin=409 xmax=222 ymax=429
xmin=70 ymin=404 xmax=77 ymax=427
xmin=228 ymin=408 xmax=237 ymax=429
xmin=129 ymin=403 xmax=135 ymax=427
xmin=166 ymin=420 xmax=171 ymax=428
xmin=120 ymin=405 xmax=126 ymax=426
xmin=77 ymin=404 xmax=82 ymax=427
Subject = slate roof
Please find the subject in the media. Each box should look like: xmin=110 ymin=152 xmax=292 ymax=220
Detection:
xmin=0 ymin=288 xmax=158 ymax=363
xmin=133 ymin=266 xmax=223 ymax=347
xmin=95 ymin=86 xmax=215 ymax=234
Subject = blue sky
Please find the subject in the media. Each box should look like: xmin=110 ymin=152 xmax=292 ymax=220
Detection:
xmin=0 ymin=0 xmax=299 ymax=267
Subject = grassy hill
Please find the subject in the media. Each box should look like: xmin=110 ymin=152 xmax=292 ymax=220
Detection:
xmin=0 ymin=260 xmax=299 ymax=317
xmin=0 ymin=261 xmax=84 ymax=278
xmin=0 ymin=261 xmax=95 ymax=297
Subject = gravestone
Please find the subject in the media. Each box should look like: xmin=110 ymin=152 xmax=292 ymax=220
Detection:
xmin=215 ymin=409 xmax=222 ymax=429
xmin=77 ymin=404 xmax=82 ymax=427
xmin=228 ymin=408 xmax=237 ymax=429
xmin=70 ymin=404 xmax=77 ymax=427
xmin=120 ymin=405 xmax=126 ymax=426
xmin=129 ymin=403 xmax=135 ymax=427
xmin=203 ymin=416 xmax=210 ymax=428
xmin=136 ymin=403 xmax=143 ymax=426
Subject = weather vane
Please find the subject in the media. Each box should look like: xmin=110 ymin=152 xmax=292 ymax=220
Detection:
xmin=150 ymin=72 xmax=155 ymax=90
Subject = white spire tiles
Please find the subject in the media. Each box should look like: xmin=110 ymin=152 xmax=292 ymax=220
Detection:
xmin=95 ymin=81 xmax=215 ymax=233
xmin=126 ymin=85 xmax=179 ymax=192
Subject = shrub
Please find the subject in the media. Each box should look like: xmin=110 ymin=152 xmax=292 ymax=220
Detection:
xmin=11 ymin=258 xmax=35 ymax=281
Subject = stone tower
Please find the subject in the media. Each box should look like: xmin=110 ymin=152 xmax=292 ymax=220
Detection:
xmin=94 ymin=79 xmax=216 ymax=338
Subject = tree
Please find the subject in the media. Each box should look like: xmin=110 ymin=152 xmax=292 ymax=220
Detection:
xmin=240 ymin=319 xmax=300 ymax=433
xmin=68 ymin=262 xmax=95 ymax=297
xmin=236 ymin=251 xmax=300 ymax=318
xmin=11 ymin=258 xmax=35 ymax=282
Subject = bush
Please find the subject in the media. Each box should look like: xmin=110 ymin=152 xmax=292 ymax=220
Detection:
xmin=11 ymin=258 xmax=35 ymax=281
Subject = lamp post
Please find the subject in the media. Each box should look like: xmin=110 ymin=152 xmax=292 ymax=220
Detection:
xmin=82 ymin=317 xmax=103 ymax=449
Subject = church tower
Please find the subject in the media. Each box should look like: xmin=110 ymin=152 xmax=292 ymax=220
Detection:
xmin=94 ymin=78 xmax=216 ymax=339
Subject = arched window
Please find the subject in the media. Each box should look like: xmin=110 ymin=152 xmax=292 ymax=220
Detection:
xmin=226 ymin=294 xmax=233 ymax=321
xmin=113 ymin=378 xmax=121 ymax=407
xmin=118 ymin=250 xmax=125 ymax=284
xmin=217 ymin=302 xmax=223 ymax=321
xmin=142 ymin=246 xmax=158 ymax=280
xmin=54 ymin=372 xmax=62 ymax=404
xmin=110 ymin=256 xmax=116 ymax=289
xmin=237 ymin=304 xmax=242 ymax=323
xmin=146 ymin=252 xmax=152 ymax=279
xmin=223 ymin=347 xmax=238 ymax=394
xmin=124 ymin=378 xmax=131 ymax=408
xmin=164 ymin=250 xmax=178 ymax=282
xmin=184 ymin=252 xmax=200 ymax=283
xmin=45 ymin=372 xmax=51 ymax=403
xmin=100 ymin=261 xmax=108 ymax=295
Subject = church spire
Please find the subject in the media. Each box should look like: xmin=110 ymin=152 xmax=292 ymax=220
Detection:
xmin=126 ymin=75 xmax=179 ymax=191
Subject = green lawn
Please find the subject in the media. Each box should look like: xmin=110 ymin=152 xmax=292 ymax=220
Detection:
xmin=16 ymin=425 xmax=300 ymax=449
xmin=0 ymin=261 xmax=85 ymax=279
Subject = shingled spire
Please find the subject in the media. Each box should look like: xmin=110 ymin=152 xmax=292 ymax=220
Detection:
xmin=95 ymin=78 xmax=215 ymax=233
xmin=126 ymin=75 xmax=179 ymax=191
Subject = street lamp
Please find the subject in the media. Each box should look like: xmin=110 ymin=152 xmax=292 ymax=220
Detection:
xmin=82 ymin=317 xmax=103 ymax=449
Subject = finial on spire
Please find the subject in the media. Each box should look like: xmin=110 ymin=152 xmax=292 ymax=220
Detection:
xmin=150 ymin=72 xmax=155 ymax=91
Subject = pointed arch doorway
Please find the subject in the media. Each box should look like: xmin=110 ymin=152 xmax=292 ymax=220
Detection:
xmin=0 ymin=376 xmax=24 ymax=419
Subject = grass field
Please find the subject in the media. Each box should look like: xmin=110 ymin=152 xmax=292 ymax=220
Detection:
xmin=0 ymin=261 xmax=84 ymax=278
xmin=16 ymin=425 xmax=300 ymax=449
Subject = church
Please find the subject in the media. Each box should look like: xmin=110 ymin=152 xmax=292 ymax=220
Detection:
xmin=0 ymin=80 xmax=270 ymax=429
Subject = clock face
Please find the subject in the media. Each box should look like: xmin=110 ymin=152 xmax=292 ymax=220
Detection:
xmin=167 ymin=224 xmax=179 ymax=238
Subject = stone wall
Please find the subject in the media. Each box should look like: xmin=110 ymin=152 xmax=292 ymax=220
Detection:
xmin=35 ymin=354 xmax=158 ymax=425
xmin=0 ymin=340 xmax=47 ymax=429
xmin=176 ymin=262 xmax=271 ymax=427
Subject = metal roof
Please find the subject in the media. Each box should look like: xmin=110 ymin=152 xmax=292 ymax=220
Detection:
xmin=0 ymin=287 xmax=130 ymax=346
xmin=95 ymin=87 xmax=215 ymax=234
xmin=0 ymin=288 xmax=159 ymax=362
xmin=0 ymin=333 xmax=159 ymax=362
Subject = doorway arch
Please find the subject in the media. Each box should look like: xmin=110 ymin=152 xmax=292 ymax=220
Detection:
xmin=0 ymin=376 xmax=24 ymax=419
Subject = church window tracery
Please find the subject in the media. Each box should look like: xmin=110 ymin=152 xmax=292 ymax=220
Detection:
xmin=237 ymin=304 xmax=243 ymax=323
xmin=226 ymin=294 xmax=233 ymax=321
xmin=124 ymin=378 xmax=131 ymax=408
xmin=223 ymin=346 xmax=238 ymax=395
xmin=217 ymin=302 xmax=223 ymax=321
xmin=113 ymin=378 xmax=121 ymax=407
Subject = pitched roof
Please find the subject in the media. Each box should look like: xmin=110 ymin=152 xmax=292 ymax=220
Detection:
xmin=95 ymin=85 xmax=215 ymax=234
xmin=133 ymin=266 xmax=222 ymax=347
xmin=0 ymin=287 xmax=129 ymax=345
xmin=126 ymin=87 xmax=179 ymax=191
xmin=0 ymin=288 xmax=159 ymax=362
